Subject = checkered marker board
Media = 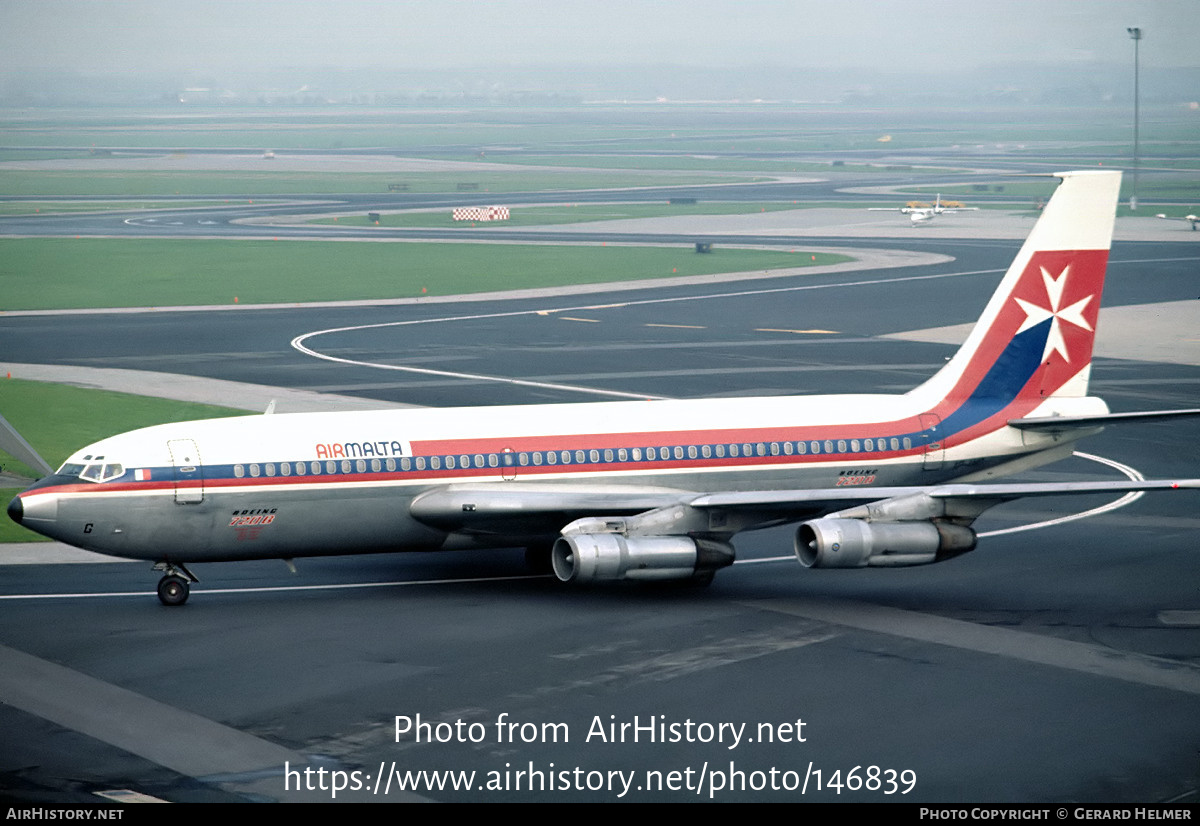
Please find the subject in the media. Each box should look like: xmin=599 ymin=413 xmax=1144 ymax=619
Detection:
xmin=452 ymin=206 xmax=510 ymax=222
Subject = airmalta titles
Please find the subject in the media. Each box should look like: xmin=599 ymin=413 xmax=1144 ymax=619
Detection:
xmin=315 ymin=440 xmax=408 ymax=459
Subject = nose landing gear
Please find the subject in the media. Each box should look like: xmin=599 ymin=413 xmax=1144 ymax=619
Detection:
xmin=153 ymin=561 xmax=198 ymax=606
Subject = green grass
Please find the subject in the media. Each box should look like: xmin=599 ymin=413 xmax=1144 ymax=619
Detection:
xmin=1 ymin=379 xmax=245 ymax=542
xmin=0 ymin=199 xmax=266 ymax=216
xmin=0 ymin=489 xmax=34 ymax=542
xmin=0 ymin=169 xmax=757 ymax=197
xmin=478 ymin=154 xmax=960 ymax=175
xmin=0 ymin=238 xmax=851 ymax=310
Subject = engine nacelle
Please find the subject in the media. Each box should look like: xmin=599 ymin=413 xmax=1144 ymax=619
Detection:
xmin=551 ymin=533 xmax=733 ymax=583
xmin=794 ymin=518 xmax=976 ymax=569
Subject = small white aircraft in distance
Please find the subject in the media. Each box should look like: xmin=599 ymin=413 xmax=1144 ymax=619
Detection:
xmin=6 ymin=170 xmax=1200 ymax=605
xmin=869 ymin=194 xmax=980 ymax=225
xmin=1154 ymin=212 xmax=1199 ymax=230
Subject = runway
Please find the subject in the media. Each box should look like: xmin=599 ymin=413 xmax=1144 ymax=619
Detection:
xmin=1 ymin=194 xmax=1199 ymax=803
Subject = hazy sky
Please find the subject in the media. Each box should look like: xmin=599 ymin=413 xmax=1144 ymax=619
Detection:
xmin=3 ymin=0 xmax=1198 ymax=78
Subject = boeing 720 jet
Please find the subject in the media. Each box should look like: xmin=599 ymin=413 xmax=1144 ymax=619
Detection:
xmin=6 ymin=170 xmax=1199 ymax=605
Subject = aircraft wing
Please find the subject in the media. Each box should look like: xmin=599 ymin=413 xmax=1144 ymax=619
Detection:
xmin=410 ymin=477 xmax=1200 ymax=539
xmin=691 ymin=478 xmax=1200 ymax=514
xmin=1155 ymin=214 xmax=1199 ymax=229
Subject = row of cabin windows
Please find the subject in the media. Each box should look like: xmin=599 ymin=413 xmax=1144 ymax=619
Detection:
xmin=229 ymin=436 xmax=916 ymax=479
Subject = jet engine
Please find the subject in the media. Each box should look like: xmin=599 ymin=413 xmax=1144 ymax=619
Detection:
xmin=551 ymin=533 xmax=734 ymax=583
xmin=794 ymin=518 xmax=975 ymax=569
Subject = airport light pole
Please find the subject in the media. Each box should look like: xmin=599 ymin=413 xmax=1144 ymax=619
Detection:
xmin=1127 ymin=26 xmax=1142 ymax=211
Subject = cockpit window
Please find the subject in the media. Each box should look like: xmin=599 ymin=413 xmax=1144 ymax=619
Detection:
xmin=78 ymin=463 xmax=124 ymax=483
xmin=57 ymin=463 xmax=85 ymax=476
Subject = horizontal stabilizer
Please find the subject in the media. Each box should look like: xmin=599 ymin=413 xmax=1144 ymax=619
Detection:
xmin=1009 ymin=408 xmax=1200 ymax=431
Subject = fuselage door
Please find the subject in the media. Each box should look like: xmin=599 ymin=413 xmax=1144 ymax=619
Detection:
xmin=918 ymin=413 xmax=944 ymax=471
xmin=167 ymin=438 xmax=204 ymax=504
xmin=502 ymin=447 xmax=517 ymax=481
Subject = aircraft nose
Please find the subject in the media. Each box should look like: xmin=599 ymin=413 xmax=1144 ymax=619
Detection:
xmin=7 ymin=494 xmax=22 ymax=526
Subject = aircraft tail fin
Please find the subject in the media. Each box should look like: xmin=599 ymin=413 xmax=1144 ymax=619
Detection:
xmin=908 ymin=170 xmax=1121 ymax=424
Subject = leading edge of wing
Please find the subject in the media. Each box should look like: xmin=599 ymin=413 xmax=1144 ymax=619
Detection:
xmin=409 ymin=483 xmax=691 ymax=528
xmin=690 ymin=478 xmax=1200 ymax=512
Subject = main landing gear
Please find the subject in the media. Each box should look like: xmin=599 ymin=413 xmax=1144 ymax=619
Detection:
xmin=153 ymin=561 xmax=199 ymax=606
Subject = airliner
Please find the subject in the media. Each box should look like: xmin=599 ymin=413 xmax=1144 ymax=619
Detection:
xmin=1155 ymin=212 xmax=1199 ymax=231
xmin=6 ymin=170 xmax=1198 ymax=605
xmin=869 ymin=194 xmax=980 ymax=225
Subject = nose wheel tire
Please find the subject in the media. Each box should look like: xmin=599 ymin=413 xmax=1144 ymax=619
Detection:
xmin=157 ymin=575 xmax=190 ymax=606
